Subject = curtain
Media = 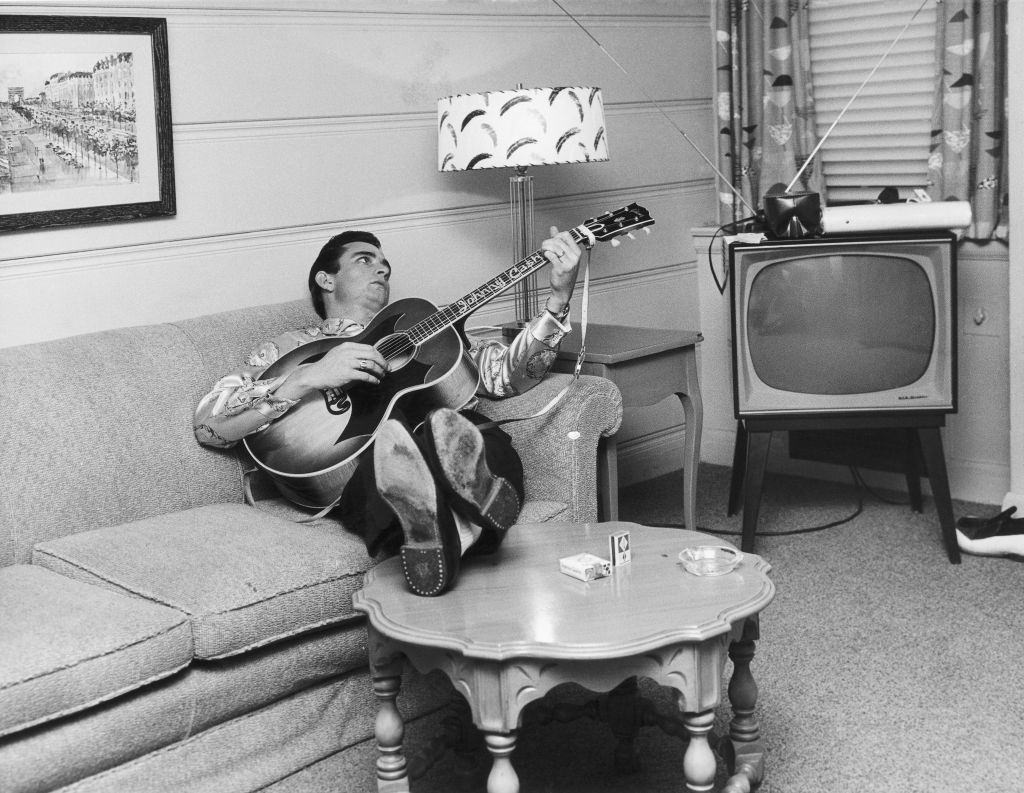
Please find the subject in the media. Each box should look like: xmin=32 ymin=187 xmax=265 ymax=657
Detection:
xmin=713 ymin=0 xmax=825 ymax=226
xmin=929 ymin=0 xmax=1008 ymax=241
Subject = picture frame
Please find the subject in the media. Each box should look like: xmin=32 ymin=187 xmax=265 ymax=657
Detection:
xmin=0 ymin=15 xmax=175 ymax=232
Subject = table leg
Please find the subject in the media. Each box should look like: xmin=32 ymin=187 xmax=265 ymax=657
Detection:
xmin=371 ymin=669 xmax=409 ymax=792
xmin=597 ymin=434 xmax=620 ymax=521
xmin=482 ymin=732 xmax=520 ymax=793
xmin=681 ymin=710 xmax=716 ymax=793
xmin=676 ymin=347 xmax=703 ymax=530
xmin=720 ymin=621 xmax=765 ymax=792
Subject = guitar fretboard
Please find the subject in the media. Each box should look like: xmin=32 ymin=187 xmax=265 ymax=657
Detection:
xmin=405 ymin=224 xmax=589 ymax=347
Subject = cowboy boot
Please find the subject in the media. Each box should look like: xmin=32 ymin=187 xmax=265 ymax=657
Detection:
xmin=421 ymin=408 xmax=521 ymax=555
xmin=374 ymin=419 xmax=461 ymax=596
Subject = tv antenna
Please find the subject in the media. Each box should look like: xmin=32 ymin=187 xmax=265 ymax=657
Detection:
xmin=549 ymin=0 xmax=758 ymax=217
xmin=785 ymin=0 xmax=930 ymax=193
xmin=551 ymin=0 xmax=932 ymax=211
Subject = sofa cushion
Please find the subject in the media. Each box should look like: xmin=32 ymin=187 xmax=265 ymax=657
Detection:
xmin=0 ymin=564 xmax=192 ymax=739
xmin=32 ymin=503 xmax=374 ymax=660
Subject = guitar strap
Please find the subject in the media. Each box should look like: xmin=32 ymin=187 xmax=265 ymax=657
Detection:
xmin=242 ymin=465 xmax=346 ymax=522
xmin=474 ymin=244 xmax=592 ymax=432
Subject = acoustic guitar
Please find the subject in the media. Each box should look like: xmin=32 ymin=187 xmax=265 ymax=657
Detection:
xmin=243 ymin=203 xmax=654 ymax=508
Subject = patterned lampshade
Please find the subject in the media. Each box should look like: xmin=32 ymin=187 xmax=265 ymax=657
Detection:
xmin=438 ymin=87 xmax=609 ymax=172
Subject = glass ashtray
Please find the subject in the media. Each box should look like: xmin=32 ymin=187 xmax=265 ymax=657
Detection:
xmin=678 ymin=545 xmax=742 ymax=577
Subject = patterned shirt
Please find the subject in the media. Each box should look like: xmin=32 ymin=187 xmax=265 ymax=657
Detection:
xmin=193 ymin=309 xmax=571 ymax=449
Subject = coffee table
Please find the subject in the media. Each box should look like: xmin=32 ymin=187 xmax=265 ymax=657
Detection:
xmin=353 ymin=521 xmax=774 ymax=793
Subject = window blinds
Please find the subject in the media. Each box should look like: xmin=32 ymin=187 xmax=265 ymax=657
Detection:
xmin=808 ymin=0 xmax=937 ymax=204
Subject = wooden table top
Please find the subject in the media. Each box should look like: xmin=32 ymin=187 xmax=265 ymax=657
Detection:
xmin=501 ymin=323 xmax=702 ymax=364
xmin=353 ymin=522 xmax=773 ymax=662
xmin=554 ymin=324 xmax=703 ymax=364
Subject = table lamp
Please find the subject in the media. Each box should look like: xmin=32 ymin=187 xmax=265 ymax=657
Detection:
xmin=437 ymin=86 xmax=609 ymax=323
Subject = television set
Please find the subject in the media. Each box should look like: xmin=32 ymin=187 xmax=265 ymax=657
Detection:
xmin=728 ymin=231 xmax=957 ymax=420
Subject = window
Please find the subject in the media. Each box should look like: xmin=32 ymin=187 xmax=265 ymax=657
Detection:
xmin=808 ymin=0 xmax=937 ymax=204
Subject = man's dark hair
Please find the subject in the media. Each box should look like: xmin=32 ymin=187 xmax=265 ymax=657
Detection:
xmin=308 ymin=230 xmax=383 ymax=318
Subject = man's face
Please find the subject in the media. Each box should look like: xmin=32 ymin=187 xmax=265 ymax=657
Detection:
xmin=334 ymin=242 xmax=391 ymax=310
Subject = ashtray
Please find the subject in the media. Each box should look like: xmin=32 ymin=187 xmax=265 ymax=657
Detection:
xmin=678 ymin=545 xmax=742 ymax=577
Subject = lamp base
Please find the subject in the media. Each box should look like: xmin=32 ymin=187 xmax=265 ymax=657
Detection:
xmin=510 ymin=169 xmax=539 ymax=324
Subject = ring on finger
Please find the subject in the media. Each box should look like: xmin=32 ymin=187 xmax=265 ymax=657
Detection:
xmin=358 ymin=359 xmax=368 ymax=371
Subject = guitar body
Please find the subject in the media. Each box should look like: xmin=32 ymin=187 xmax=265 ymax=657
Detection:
xmin=243 ymin=297 xmax=479 ymax=508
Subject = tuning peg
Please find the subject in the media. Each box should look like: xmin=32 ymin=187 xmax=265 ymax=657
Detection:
xmin=643 ymin=227 xmax=652 ymax=234
xmin=610 ymin=238 xmax=621 ymax=247
xmin=627 ymin=232 xmax=636 ymax=240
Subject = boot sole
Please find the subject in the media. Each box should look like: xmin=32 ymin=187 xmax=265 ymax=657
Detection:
xmin=427 ymin=410 xmax=520 ymax=533
xmin=375 ymin=421 xmax=455 ymax=596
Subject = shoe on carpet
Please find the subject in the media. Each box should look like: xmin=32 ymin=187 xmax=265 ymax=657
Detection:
xmin=422 ymin=408 xmax=520 ymax=553
xmin=374 ymin=420 xmax=461 ymax=597
xmin=956 ymin=506 xmax=1020 ymax=540
xmin=956 ymin=528 xmax=1024 ymax=560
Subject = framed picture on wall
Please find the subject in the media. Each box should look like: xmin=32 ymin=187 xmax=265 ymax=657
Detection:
xmin=0 ymin=15 xmax=175 ymax=232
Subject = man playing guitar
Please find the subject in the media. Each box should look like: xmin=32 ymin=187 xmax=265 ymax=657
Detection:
xmin=194 ymin=227 xmax=583 ymax=597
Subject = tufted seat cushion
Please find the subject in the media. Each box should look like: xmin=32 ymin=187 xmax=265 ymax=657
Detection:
xmin=0 ymin=565 xmax=192 ymax=738
xmin=32 ymin=503 xmax=374 ymax=661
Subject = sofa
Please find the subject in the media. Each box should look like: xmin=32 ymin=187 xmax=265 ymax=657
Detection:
xmin=0 ymin=298 xmax=623 ymax=793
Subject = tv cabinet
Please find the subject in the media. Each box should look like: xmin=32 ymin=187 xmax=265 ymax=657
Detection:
xmin=728 ymin=413 xmax=960 ymax=564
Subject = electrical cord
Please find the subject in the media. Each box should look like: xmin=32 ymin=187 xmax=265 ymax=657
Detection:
xmin=706 ymin=214 xmax=760 ymax=296
xmin=850 ymin=466 xmax=912 ymax=506
xmin=647 ymin=464 xmax=873 ymax=537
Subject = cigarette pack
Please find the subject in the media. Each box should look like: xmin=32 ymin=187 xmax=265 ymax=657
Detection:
xmin=559 ymin=552 xmax=612 ymax=582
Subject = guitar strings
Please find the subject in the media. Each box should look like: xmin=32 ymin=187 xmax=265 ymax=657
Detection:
xmin=372 ymin=223 xmax=595 ymax=361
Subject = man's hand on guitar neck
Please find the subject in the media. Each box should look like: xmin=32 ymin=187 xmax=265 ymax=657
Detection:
xmin=540 ymin=226 xmax=583 ymax=317
xmin=274 ymin=342 xmax=389 ymax=399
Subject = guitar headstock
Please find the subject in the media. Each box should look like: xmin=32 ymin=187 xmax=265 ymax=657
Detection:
xmin=583 ymin=203 xmax=655 ymax=246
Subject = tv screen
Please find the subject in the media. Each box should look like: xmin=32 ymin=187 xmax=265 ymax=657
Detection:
xmin=729 ymin=233 xmax=956 ymax=419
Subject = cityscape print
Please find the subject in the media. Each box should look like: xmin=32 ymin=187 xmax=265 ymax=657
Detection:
xmin=0 ymin=50 xmax=138 ymax=197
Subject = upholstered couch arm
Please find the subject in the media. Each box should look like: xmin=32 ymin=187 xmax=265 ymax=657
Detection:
xmin=474 ymin=374 xmax=622 ymax=523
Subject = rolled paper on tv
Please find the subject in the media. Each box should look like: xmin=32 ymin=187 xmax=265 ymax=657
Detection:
xmin=821 ymin=201 xmax=972 ymax=235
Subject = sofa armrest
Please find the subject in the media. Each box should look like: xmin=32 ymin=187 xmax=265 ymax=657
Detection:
xmin=473 ymin=374 xmax=623 ymax=523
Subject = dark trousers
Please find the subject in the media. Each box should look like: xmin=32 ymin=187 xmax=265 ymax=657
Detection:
xmin=335 ymin=410 xmax=524 ymax=558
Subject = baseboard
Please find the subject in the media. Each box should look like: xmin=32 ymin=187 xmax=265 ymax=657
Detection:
xmin=617 ymin=427 xmax=688 ymax=488
xmin=622 ymin=423 xmax=1008 ymax=506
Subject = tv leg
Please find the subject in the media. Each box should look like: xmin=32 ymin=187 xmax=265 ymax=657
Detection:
xmin=728 ymin=421 xmax=748 ymax=517
xmin=917 ymin=427 xmax=961 ymax=564
xmin=741 ymin=430 xmax=772 ymax=554
xmin=904 ymin=429 xmax=924 ymax=513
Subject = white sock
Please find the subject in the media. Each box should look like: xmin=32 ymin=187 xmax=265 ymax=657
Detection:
xmin=453 ymin=509 xmax=483 ymax=555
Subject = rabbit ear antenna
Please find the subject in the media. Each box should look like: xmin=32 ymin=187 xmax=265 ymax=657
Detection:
xmin=550 ymin=0 xmax=758 ymax=217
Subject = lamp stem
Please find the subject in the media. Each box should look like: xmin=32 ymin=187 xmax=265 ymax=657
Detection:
xmin=509 ymin=166 xmax=538 ymax=324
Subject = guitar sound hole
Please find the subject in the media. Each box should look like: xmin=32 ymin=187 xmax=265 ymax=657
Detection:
xmin=376 ymin=333 xmax=415 ymax=371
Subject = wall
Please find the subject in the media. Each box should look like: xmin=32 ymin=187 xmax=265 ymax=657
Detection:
xmin=0 ymin=0 xmax=715 ymax=485
xmin=1004 ymin=0 xmax=1023 ymax=515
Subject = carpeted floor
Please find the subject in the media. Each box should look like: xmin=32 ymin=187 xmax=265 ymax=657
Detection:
xmin=274 ymin=463 xmax=1024 ymax=792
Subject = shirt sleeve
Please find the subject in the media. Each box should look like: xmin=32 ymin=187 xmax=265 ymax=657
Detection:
xmin=193 ymin=331 xmax=305 ymax=449
xmin=468 ymin=308 xmax=571 ymax=399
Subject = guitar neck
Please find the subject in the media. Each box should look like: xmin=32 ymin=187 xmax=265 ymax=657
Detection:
xmin=406 ymin=225 xmax=589 ymax=345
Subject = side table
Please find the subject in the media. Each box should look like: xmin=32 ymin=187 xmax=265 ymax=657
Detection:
xmin=353 ymin=521 xmax=774 ymax=793
xmin=526 ymin=323 xmax=704 ymax=528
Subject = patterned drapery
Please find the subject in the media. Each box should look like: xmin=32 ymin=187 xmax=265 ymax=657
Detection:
xmin=929 ymin=0 xmax=1008 ymax=241
xmin=713 ymin=0 xmax=825 ymax=225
